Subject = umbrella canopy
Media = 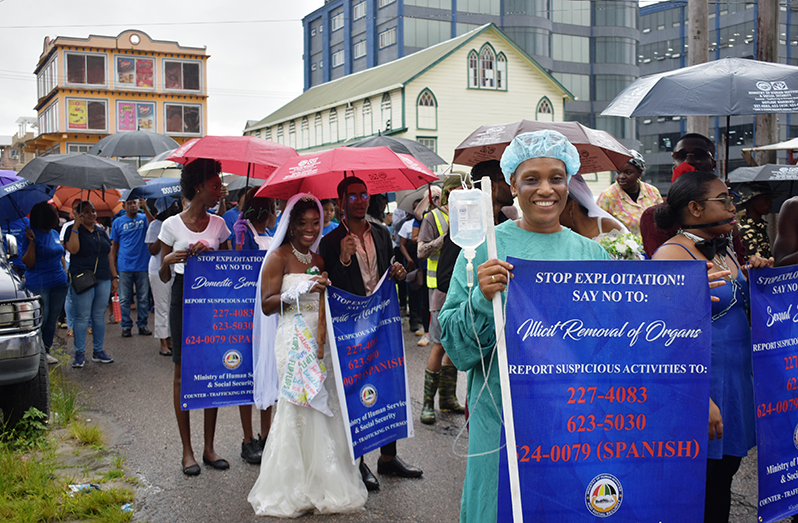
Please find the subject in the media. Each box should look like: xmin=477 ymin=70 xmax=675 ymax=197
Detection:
xmin=52 ymin=187 xmax=123 ymax=217
xmin=226 ymin=175 xmax=265 ymax=192
xmin=166 ymin=136 xmax=298 ymax=179
xmin=19 ymin=153 xmax=144 ymax=190
xmin=122 ymin=178 xmax=182 ymax=201
xmin=0 ymin=170 xmax=21 ymax=186
xmin=0 ymin=178 xmax=57 ymax=227
xmin=453 ymin=120 xmax=631 ymax=174
xmin=88 ymin=131 xmax=179 ymax=158
xmin=602 ymin=58 xmax=798 ymax=118
xmin=136 ymin=147 xmax=181 ymax=178
xmin=394 ymin=185 xmax=439 ymax=213
xmin=728 ymin=164 xmax=798 ymax=183
xmin=256 ymin=146 xmax=439 ymax=200
xmin=349 ymin=135 xmax=447 ymax=168
xmin=743 ymin=137 xmax=798 ymax=152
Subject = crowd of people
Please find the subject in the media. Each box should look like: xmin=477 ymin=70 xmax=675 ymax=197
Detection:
xmin=10 ymin=126 xmax=798 ymax=522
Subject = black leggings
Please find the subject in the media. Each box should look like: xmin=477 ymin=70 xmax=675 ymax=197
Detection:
xmin=704 ymin=455 xmax=742 ymax=523
xmin=169 ymin=274 xmax=184 ymax=365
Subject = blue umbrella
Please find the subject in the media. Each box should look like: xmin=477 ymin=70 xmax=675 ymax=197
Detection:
xmin=122 ymin=178 xmax=181 ymax=201
xmin=0 ymin=178 xmax=57 ymax=227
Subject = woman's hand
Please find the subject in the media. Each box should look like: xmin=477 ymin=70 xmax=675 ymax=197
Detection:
xmin=24 ymin=228 xmax=35 ymax=242
xmin=188 ymin=240 xmax=211 ymax=257
xmin=747 ymin=255 xmax=774 ymax=270
xmin=389 ymin=261 xmax=406 ymax=281
xmin=478 ymin=259 xmax=514 ymax=301
xmin=709 ymin=398 xmax=723 ymax=441
xmin=164 ymin=249 xmax=190 ymax=265
xmin=310 ymin=272 xmax=330 ymax=294
xmin=707 ymin=262 xmax=730 ymax=303
xmin=111 ymin=278 xmax=118 ymax=295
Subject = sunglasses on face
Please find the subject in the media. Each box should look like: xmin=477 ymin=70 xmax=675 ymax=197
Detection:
xmin=697 ymin=195 xmax=735 ymax=210
xmin=673 ymin=149 xmax=714 ymax=163
xmin=347 ymin=192 xmax=369 ymax=204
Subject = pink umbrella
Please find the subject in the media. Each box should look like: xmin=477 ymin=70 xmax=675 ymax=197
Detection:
xmin=255 ymin=146 xmax=439 ymax=200
xmin=166 ymin=136 xmax=298 ymax=180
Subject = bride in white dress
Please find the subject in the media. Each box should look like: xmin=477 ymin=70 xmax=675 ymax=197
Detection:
xmin=248 ymin=194 xmax=368 ymax=518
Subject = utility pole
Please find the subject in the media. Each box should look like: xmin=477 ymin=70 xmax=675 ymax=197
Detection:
xmin=756 ymin=0 xmax=779 ymax=166
xmin=687 ymin=0 xmax=709 ymax=137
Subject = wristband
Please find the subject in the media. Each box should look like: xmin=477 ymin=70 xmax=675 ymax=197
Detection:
xmin=111 ymin=276 xmax=119 ymax=280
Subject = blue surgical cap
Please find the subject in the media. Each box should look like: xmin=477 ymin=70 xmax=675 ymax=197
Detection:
xmin=499 ymin=130 xmax=580 ymax=184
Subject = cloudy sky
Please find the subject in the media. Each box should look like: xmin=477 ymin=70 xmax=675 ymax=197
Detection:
xmin=0 ymin=0 xmax=323 ymax=137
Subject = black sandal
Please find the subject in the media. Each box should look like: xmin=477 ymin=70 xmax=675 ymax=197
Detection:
xmin=159 ymin=349 xmax=173 ymax=356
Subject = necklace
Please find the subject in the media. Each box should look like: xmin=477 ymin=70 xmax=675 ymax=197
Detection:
xmin=679 ymin=229 xmax=731 ymax=276
xmin=291 ymin=242 xmax=312 ymax=264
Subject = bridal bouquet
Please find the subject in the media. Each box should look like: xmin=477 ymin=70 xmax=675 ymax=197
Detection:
xmin=598 ymin=232 xmax=644 ymax=260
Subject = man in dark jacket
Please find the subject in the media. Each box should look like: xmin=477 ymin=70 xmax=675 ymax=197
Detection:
xmin=319 ymin=176 xmax=422 ymax=491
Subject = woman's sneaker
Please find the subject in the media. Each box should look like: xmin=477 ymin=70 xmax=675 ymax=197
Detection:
xmin=72 ymin=353 xmax=85 ymax=368
xmin=91 ymin=350 xmax=114 ymax=364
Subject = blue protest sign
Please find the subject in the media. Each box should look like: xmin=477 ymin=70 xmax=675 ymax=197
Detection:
xmin=181 ymin=251 xmax=264 ymax=410
xmin=326 ymin=271 xmax=413 ymax=461
xmin=497 ymin=260 xmax=712 ymax=521
xmin=750 ymin=267 xmax=798 ymax=523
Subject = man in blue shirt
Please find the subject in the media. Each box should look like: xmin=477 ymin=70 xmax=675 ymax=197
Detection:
xmin=5 ymin=216 xmax=30 ymax=277
xmin=111 ymin=199 xmax=153 ymax=337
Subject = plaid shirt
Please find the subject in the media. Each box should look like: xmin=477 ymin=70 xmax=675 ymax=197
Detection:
xmin=597 ymin=181 xmax=663 ymax=236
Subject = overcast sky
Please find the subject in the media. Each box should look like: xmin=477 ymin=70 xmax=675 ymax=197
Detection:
xmin=0 ymin=0 xmax=323 ymax=138
xmin=0 ymin=0 xmax=659 ymax=139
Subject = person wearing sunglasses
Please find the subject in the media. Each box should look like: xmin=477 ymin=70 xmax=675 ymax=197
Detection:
xmin=652 ymin=171 xmax=772 ymax=523
xmin=319 ymin=176 xmax=421 ymax=492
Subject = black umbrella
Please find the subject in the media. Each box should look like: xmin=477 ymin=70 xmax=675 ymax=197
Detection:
xmin=226 ymin=175 xmax=265 ymax=193
xmin=349 ymin=135 xmax=447 ymax=169
xmin=122 ymin=178 xmax=182 ymax=201
xmin=601 ymin=57 xmax=798 ymax=177
xmin=88 ymin=131 xmax=179 ymax=158
xmin=728 ymin=164 xmax=798 ymax=214
xmin=18 ymin=153 xmax=144 ymax=190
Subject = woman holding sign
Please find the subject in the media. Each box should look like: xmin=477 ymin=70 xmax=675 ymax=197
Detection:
xmin=439 ymin=131 xmax=611 ymax=522
xmin=652 ymin=171 xmax=772 ymax=523
xmin=248 ymin=194 xmax=367 ymax=517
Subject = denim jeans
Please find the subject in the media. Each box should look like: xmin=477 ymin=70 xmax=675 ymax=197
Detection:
xmin=72 ymin=278 xmax=111 ymax=355
xmin=29 ymin=284 xmax=69 ymax=351
xmin=119 ymin=271 xmax=150 ymax=330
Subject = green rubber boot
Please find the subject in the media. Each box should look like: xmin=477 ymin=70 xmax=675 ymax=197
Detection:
xmin=421 ymin=369 xmax=439 ymax=425
xmin=439 ymin=365 xmax=465 ymax=414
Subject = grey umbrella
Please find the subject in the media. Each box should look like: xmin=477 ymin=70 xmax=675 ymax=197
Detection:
xmin=601 ymin=57 xmax=798 ymax=176
xmin=349 ymin=135 xmax=447 ymax=169
xmin=88 ymin=130 xmax=179 ymax=158
xmin=18 ymin=153 xmax=144 ymax=190
xmin=728 ymin=164 xmax=798 ymax=213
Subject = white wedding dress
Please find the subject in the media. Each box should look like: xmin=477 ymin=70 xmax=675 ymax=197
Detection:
xmin=248 ymin=273 xmax=368 ymax=518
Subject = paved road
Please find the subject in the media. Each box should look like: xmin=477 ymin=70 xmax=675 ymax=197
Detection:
xmin=55 ymin=313 xmax=788 ymax=522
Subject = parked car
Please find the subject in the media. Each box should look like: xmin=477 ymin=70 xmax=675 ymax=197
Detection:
xmin=0 ymin=234 xmax=46 ymax=427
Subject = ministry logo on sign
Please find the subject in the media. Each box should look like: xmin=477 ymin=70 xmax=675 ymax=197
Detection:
xmin=585 ymin=473 xmax=623 ymax=517
xmin=222 ymin=349 xmax=243 ymax=370
xmin=360 ymin=384 xmax=378 ymax=407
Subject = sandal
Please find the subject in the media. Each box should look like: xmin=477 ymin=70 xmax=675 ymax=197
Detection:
xmin=159 ymin=349 xmax=173 ymax=357
xmin=67 ymin=328 xmax=73 ymax=337
xmin=182 ymin=459 xmax=201 ymax=476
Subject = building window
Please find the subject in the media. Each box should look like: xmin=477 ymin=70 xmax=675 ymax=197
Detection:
xmin=552 ymin=72 xmax=590 ymax=101
xmin=255 ymin=130 xmax=261 ymax=138
xmin=595 ymin=75 xmax=635 ymax=102
xmin=480 ymin=46 xmax=495 ymax=88
xmin=276 ymin=124 xmax=284 ymax=144
xmin=595 ymin=37 xmax=637 ymax=65
xmin=330 ymin=109 xmax=339 ymax=143
xmin=314 ymin=113 xmax=323 ymax=145
xmin=404 ymin=18 xmax=450 ymax=48
xmin=38 ymin=101 xmax=59 ymax=134
xmin=288 ymin=121 xmax=297 ymax=148
xmin=265 ymin=127 xmax=272 ymax=141
xmin=37 ymin=57 xmax=57 ymax=99
xmin=67 ymin=98 xmax=107 ymax=131
xmin=362 ymin=99 xmax=373 ymax=136
xmin=116 ymin=56 xmax=154 ymax=89
xmin=594 ymin=1 xmax=637 ymax=28
xmin=345 ymin=106 xmax=356 ymax=140
xmin=164 ymin=103 xmax=201 ymax=134
xmin=468 ymin=51 xmax=479 ymax=88
xmin=379 ymin=0 xmax=396 ymax=7
xmin=354 ymin=41 xmax=367 ymax=59
xmin=66 ymin=53 xmax=105 ymax=85
xmin=311 ymin=28 xmax=316 ymax=36
xmin=301 ymin=117 xmax=310 ymax=149
xmin=332 ymin=12 xmax=344 ymax=31
xmin=117 ymin=101 xmax=155 ymax=132
xmin=379 ymin=27 xmax=397 ymax=49
xmin=417 ymin=89 xmax=437 ymax=130
xmin=536 ymin=98 xmax=553 ymax=122
xmin=496 ymin=53 xmax=507 ymax=89
xmin=551 ymin=34 xmax=590 ymax=63
xmin=551 ymin=0 xmax=590 ymax=26
xmin=332 ymin=50 xmax=345 ymax=68
xmin=67 ymin=143 xmax=92 ymax=154
xmin=354 ymin=1 xmax=366 ymax=19
xmin=164 ymin=60 xmax=201 ymax=91
xmin=417 ymin=137 xmax=437 ymax=153
xmin=381 ymin=93 xmax=392 ymax=132
xmin=311 ymin=63 xmax=317 ymax=71
xmin=458 ymin=0 xmax=499 ymax=16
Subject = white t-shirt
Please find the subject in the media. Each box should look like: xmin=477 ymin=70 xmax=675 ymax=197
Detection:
xmin=145 ymin=219 xmax=163 ymax=274
xmin=398 ymin=219 xmax=414 ymax=240
xmin=60 ymin=220 xmax=74 ymax=264
xmin=158 ymin=214 xmax=230 ymax=275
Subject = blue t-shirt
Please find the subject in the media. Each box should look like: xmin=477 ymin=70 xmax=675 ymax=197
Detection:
xmin=19 ymin=229 xmax=68 ymax=289
xmin=5 ymin=217 xmax=30 ymax=268
xmin=322 ymin=221 xmax=339 ymax=236
xmin=111 ymin=214 xmax=149 ymax=272
xmin=223 ymin=208 xmax=239 ymax=241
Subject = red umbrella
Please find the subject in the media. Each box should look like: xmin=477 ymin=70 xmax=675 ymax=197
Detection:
xmin=166 ymin=136 xmax=298 ymax=180
xmin=52 ymin=187 xmax=123 ymax=217
xmin=453 ymin=120 xmax=631 ymax=175
xmin=255 ymin=146 xmax=439 ymax=200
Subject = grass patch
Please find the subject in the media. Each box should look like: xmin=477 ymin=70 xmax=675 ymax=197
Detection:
xmin=49 ymin=356 xmax=83 ymax=426
xmin=69 ymin=421 xmax=104 ymax=447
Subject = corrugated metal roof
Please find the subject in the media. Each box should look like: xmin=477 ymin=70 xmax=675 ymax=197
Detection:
xmin=246 ymin=23 xmax=505 ymax=130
